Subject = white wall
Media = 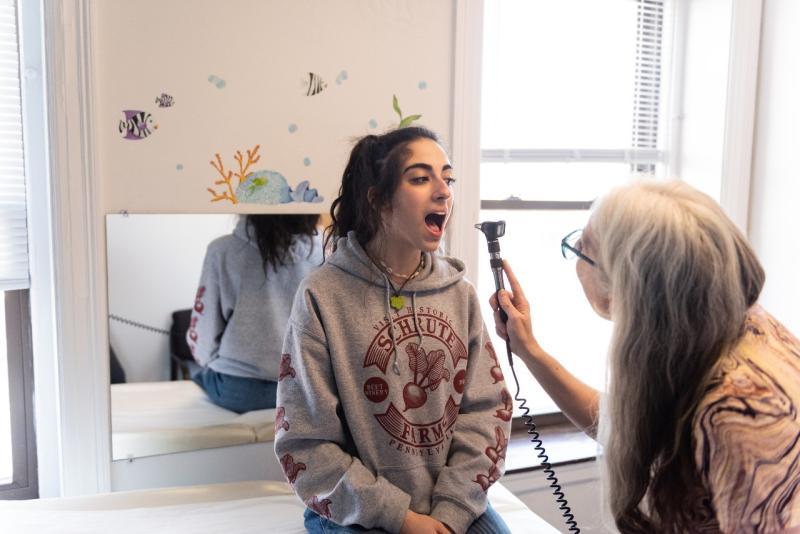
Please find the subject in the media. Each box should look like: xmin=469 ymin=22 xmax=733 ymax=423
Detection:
xmin=749 ymin=0 xmax=800 ymax=334
xmin=106 ymin=214 xmax=236 ymax=382
xmin=671 ymin=0 xmax=733 ymax=199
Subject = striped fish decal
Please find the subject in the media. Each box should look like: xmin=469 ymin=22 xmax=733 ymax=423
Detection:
xmin=119 ymin=110 xmax=156 ymax=140
xmin=305 ymin=72 xmax=327 ymax=96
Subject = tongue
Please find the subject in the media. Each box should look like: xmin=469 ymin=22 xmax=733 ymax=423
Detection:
xmin=425 ymin=215 xmax=440 ymax=232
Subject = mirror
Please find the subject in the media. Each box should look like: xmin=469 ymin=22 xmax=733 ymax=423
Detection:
xmin=107 ymin=214 xmax=325 ymax=490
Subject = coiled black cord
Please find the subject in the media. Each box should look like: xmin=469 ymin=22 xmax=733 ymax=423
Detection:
xmin=109 ymin=313 xmax=170 ymax=335
xmin=500 ymin=309 xmax=580 ymax=532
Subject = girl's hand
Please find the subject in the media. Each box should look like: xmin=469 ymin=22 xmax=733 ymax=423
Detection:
xmin=400 ymin=510 xmax=450 ymax=534
xmin=489 ymin=260 xmax=540 ymax=363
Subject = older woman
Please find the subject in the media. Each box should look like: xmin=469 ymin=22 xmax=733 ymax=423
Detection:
xmin=490 ymin=180 xmax=800 ymax=533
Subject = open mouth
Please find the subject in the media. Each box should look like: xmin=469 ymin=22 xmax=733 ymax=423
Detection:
xmin=424 ymin=212 xmax=447 ymax=234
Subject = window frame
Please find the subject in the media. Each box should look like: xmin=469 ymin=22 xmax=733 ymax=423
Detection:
xmin=450 ymin=0 xmax=763 ymax=426
xmin=0 ymin=290 xmax=38 ymax=499
xmin=476 ymin=0 xmax=673 ymax=420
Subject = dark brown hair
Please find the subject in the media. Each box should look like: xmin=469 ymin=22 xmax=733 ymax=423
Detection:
xmin=325 ymin=126 xmax=441 ymax=252
xmin=245 ymin=214 xmax=320 ymax=273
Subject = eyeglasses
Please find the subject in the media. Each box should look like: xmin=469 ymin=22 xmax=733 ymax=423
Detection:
xmin=561 ymin=229 xmax=596 ymax=267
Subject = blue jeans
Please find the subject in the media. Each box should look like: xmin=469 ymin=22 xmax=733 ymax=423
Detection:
xmin=192 ymin=367 xmax=277 ymax=414
xmin=302 ymin=503 xmax=511 ymax=534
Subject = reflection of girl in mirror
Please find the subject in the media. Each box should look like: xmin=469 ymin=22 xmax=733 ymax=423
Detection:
xmin=274 ymin=127 xmax=512 ymax=534
xmin=188 ymin=214 xmax=322 ymax=414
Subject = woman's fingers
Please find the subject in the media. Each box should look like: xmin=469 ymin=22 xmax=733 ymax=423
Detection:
xmin=497 ymin=289 xmax=512 ymax=311
xmin=495 ymin=326 xmax=508 ymax=340
xmin=502 ymin=260 xmax=528 ymax=306
xmin=490 ymin=290 xmax=516 ymax=312
xmin=494 ymin=310 xmax=508 ymax=339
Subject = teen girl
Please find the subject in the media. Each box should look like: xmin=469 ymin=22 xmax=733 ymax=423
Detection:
xmin=274 ymin=127 xmax=513 ymax=533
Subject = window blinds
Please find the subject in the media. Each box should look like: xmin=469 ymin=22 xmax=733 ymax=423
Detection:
xmin=631 ymin=0 xmax=665 ymax=174
xmin=0 ymin=0 xmax=29 ymax=291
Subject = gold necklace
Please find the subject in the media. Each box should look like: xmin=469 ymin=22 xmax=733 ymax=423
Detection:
xmin=379 ymin=259 xmax=421 ymax=279
xmin=372 ymin=254 xmax=425 ymax=311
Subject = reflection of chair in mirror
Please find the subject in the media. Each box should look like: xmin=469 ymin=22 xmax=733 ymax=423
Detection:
xmin=169 ymin=308 xmax=198 ymax=380
xmin=109 ymin=345 xmax=127 ymax=384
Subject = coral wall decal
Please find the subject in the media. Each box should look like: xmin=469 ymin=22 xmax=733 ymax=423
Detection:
xmin=208 ymin=145 xmax=262 ymax=204
xmin=207 ymin=145 xmax=324 ymax=205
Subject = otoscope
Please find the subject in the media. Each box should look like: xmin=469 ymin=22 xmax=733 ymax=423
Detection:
xmin=476 ymin=220 xmax=580 ymax=533
xmin=474 ymin=221 xmax=509 ymax=337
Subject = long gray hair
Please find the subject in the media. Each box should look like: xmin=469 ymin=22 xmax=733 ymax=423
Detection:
xmin=590 ymin=180 xmax=764 ymax=532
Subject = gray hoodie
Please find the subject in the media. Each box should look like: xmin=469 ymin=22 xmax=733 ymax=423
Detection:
xmin=187 ymin=218 xmax=323 ymax=380
xmin=274 ymin=232 xmax=512 ymax=533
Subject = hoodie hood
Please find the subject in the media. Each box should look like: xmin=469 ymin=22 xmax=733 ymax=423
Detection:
xmin=327 ymin=231 xmax=465 ymax=293
xmin=233 ymin=217 xmax=254 ymax=246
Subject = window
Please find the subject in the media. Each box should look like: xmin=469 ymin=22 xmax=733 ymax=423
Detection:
xmin=478 ymin=0 xmax=674 ymax=415
xmin=0 ymin=0 xmax=37 ymax=499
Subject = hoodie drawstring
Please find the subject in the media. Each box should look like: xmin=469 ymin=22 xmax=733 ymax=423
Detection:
xmin=381 ymin=275 xmax=402 ymax=375
xmin=411 ymin=293 xmax=422 ymax=347
xmin=382 ymin=275 xmax=424 ymax=375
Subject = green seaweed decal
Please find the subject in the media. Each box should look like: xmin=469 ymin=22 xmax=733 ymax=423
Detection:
xmin=393 ymin=94 xmax=422 ymax=128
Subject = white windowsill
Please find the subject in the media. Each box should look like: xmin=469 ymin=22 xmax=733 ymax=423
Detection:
xmin=505 ymin=421 xmax=597 ymax=473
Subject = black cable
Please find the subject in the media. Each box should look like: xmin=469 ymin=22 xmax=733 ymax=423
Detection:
xmin=497 ymin=293 xmax=581 ymax=534
xmin=476 ymin=220 xmax=580 ymax=532
xmin=109 ymin=314 xmax=170 ymax=335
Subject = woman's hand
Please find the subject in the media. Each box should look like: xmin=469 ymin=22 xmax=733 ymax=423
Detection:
xmin=489 ymin=260 xmax=541 ymax=363
xmin=400 ymin=510 xmax=451 ymax=534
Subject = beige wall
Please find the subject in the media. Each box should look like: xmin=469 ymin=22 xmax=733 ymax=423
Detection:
xmin=93 ymin=0 xmax=455 ymax=213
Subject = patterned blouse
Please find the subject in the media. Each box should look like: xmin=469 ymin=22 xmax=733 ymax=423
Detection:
xmin=688 ymin=305 xmax=800 ymax=532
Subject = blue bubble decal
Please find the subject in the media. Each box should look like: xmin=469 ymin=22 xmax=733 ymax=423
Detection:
xmin=176 ymin=163 xmax=184 ymax=171
xmin=418 ymin=80 xmax=428 ymax=90
xmin=369 ymin=118 xmax=378 ymax=129
xmin=288 ymin=123 xmax=298 ymax=133
xmin=208 ymin=74 xmax=226 ymax=89
xmin=303 ymin=157 xmax=311 ymax=166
